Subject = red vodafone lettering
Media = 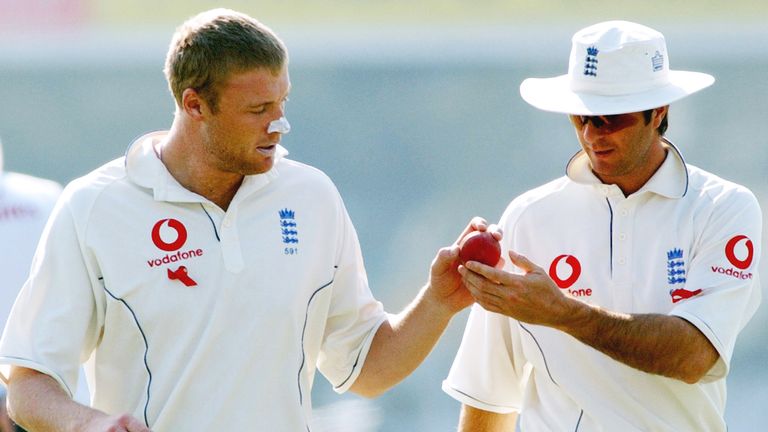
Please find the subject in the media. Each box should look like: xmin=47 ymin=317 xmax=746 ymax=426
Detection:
xmin=152 ymin=218 xmax=187 ymax=252
xmin=549 ymin=255 xmax=581 ymax=289
xmin=148 ymin=218 xmax=202 ymax=287
xmin=725 ymin=235 xmax=753 ymax=270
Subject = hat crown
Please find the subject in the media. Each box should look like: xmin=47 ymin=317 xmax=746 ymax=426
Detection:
xmin=568 ymin=21 xmax=670 ymax=96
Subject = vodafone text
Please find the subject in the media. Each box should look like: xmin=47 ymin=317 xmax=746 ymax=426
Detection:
xmin=711 ymin=265 xmax=753 ymax=280
xmin=566 ymin=288 xmax=592 ymax=297
xmin=148 ymin=249 xmax=204 ymax=268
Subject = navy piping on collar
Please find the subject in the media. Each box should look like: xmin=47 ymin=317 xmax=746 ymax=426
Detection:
xmin=564 ymin=150 xmax=580 ymax=177
xmin=662 ymin=137 xmax=689 ymax=197
xmin=199 ymin=204 xmax=221 ymax=242
xmin=519 ymin=323 xmax=558 ymax=386
xmin=564 ymin=137 xmax=690 ymax=198
xmin=102 ymin=278 xmax=153 ymax=427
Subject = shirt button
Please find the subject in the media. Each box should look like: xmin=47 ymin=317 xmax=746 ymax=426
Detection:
xmin=618 ymin=233 xmax=626 ymax=241
xmin=618 ymin=258 xmax=626 ymax=265
xmin=223 ymin=218 xmax=231 ymax=228
xmin=620 ymin=209 xmax=629 ymax=217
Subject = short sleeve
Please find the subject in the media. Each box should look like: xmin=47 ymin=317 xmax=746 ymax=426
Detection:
xmin=442 ymin=304 xmax=527 ymax=414
xmin=316 ymin=195 xmax=386 ymax=393
xmin=670 ymin=186 xmax=762 ymax=381
xmin=0 ymin=200 xmax=99 ymax=397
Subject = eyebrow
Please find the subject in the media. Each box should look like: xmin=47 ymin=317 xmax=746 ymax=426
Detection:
xmin=246 ymin=88 xmax=291 ymax=109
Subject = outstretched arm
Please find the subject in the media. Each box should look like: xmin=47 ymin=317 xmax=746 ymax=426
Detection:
xmin=350 ymin=218 xmax=497 ymax=397
xmin=458 ymin=405 xmax=517 ymax=432
xmin=460 ymin=251 xmax=719 ymax=384
xmin=7 ymin=366 xmax=150 ymax=432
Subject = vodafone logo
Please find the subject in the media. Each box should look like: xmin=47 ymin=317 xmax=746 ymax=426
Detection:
xmin=711 ymin=234 xmax=754 ymax=281
xmin=725 ymin=235 xmax=753 ymax=270
xmin=151 ymin=218 xmax=188 ymax=252
xmin=147 ymin=218 xmax=202 ymax=287
xmin=549 ymin=255 xmax=582 ymax=289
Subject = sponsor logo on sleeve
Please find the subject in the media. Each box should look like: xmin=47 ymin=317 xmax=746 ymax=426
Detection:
xmin=548 ymin=254 xmax=591 ymax=297
xmin=711 ymin=234 xmax=754 ymax=280
xmin=147 ymin=218 xmax=201 ymax=286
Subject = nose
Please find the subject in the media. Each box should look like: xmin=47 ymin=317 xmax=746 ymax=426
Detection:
xmin=268 ymin=117 xmax=291 ymax=134
xmin=581 ymin=121 xmax=604 ymax=143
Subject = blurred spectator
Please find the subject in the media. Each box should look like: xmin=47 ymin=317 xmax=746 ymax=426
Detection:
xmin=0 ymin=139 xmax=65 ymax=431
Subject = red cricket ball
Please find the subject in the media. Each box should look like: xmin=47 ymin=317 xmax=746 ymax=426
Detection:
xmin=459 ymin=231 xmax=501 ymax=266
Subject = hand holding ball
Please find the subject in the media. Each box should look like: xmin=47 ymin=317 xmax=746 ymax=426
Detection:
xmin=458 ymin=231 xmax=501 ymax=266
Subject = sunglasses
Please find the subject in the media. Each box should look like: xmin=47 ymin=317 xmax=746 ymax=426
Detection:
xmin=572 ymin=113 xmax=639 ymax=134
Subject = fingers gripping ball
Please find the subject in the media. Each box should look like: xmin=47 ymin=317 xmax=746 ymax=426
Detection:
xmin=459 ymin=231 xmax=501 ymax=266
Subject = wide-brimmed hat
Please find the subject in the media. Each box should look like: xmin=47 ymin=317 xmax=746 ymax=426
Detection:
xmin=520 ymin=20 xmax=714 ymax=115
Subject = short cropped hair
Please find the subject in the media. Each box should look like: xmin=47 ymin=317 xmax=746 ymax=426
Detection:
xmin=642 ymin=108 xmax=669 ymax=136
xmin=164 ymin=8 xmax=287 ymax=113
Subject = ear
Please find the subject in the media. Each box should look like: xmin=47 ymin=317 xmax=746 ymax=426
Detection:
xmin=180 ymin=88 xmax=208 ymax=120
xmin=653 ymin=105 xmax=669 ymax=128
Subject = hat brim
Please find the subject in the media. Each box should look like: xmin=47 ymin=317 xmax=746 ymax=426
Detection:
xmin=520 ymin=70 xmax=714 ymax=115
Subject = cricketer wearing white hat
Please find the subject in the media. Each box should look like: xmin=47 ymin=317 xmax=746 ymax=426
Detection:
xmin=443 ymin=21 xmax=761 ymax=431
xmin=520 ymin=20 xmax=714 ymax=115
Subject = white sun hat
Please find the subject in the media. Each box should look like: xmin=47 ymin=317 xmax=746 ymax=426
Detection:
xmin=520 ymin=20 xmax=714 ymax=115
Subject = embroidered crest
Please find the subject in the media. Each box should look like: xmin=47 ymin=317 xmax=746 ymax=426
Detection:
xmin=666 ymin=248 xmax=686 ymax=285
xmin=666 ymin=248 xmax=700 ymax=303
xmin=651 ymin=50 xmax=664 ymax=72
xmin=584 ymin=46 xmax=599 ymax=77
xmin=279 ymin=208 xmax=299 ymax=255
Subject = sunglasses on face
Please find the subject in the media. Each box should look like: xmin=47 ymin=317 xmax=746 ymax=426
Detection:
xmin=572 ymin=113 xmax=639 ymax=133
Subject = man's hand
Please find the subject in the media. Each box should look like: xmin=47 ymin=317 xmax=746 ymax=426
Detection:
xmin=459 ymin=250 xmax=720 ymax=383
xmin=424 ymin=217 xmax=503 ymax=317
xmin=459 ymin=250 xmax=575 ymax=327
xmin=7 ymin=366 xmax=150 ymax=432
xmin=350 ymin=217 xmax=503 ymax=397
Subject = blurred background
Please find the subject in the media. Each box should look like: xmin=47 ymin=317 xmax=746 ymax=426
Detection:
xmin=1 ymin=1 xmax=766 ymax=430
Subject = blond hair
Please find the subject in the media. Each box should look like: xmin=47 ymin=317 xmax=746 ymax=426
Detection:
xmin=164 ymin=8 xmax=287 ymax=112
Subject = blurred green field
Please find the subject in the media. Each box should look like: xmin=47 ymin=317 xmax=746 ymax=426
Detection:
xmin=95 ymin=0 xmax=768 ymax=26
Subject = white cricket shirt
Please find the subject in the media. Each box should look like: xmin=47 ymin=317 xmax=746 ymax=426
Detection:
xmin=0 ymin=171 xmax=61 ymax=323
xmin=0 ymin=131 xmax=387 ymax=431
xmin=443 ymin=143 xmax=762 ymax=431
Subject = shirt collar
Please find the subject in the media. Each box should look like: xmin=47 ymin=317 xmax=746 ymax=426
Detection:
xmin=565 ymin=138 xmax=689 ymax=198
xmin=125 ymin=130 xmax=289 ymax=203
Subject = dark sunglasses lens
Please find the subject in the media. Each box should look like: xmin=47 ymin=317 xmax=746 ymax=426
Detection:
xmin=582 ymin=116 xmax=606 ymax=128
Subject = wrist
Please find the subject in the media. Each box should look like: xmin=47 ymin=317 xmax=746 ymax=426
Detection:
xmin=419 ymin=284 xmax=458 ymax=322
xmin=552 ymin=296 xmax=593 ymax=336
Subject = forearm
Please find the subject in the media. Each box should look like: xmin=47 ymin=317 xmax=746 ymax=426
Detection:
xmin=458 ymin=405 xmax=517 ymax=432
xmin=560 ymin=302 xmax=719 ymax=383
xmin=351 ymin=285 xmax=456 ymax=397
xmin=7 ymin=366 xmax=103 ymax=432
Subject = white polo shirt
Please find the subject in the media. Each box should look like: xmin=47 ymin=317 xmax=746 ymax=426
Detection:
xmin=0 ymin=171 xmax=61 ymax=323
xmin=0 ymin=131 xmax=386 ymax=431
xmin=443 ymin=143 xmax=762 ymax=431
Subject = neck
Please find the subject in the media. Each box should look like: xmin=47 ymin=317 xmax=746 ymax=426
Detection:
xmin=160 ymin=122 xmax=243 ymax=211
xmin=601 ymin=138 xmax=668 ymax=197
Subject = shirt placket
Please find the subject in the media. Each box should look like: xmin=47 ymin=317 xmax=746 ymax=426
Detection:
xmin=219 ymin=205 xmax=244 ymax=273
xmin=610 ymin=194 xmax=635 ymax=312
